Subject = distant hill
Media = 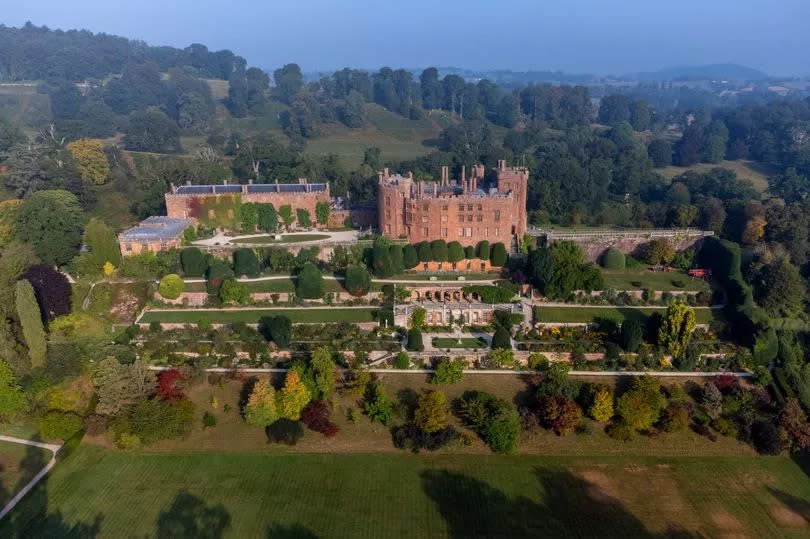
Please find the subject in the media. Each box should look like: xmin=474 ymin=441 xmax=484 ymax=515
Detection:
xmin=628 ymin=64 xmax=769 ymax=82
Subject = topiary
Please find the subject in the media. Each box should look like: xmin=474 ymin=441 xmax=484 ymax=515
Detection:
xmin=490 ymin=243 xmax=507 ymax=266
xmin=407 ymin=328 xmax=424 ymax=352
xmin=158 ymin=274 xmax=184 ymax=299
xmin=601 ymin=248 xmax=625 ymax=270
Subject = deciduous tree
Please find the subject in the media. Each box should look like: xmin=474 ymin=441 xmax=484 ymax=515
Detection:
xmin=414 ymin=390 xmax=449 ymax=433
xmin=657 ymin=299 xmax=696 ymax=359
xmin=15 ymin=280 xmax=46 ymax=368
xmin=66 ymin=138 xmax=109 ymax=184
xmin=244 ymin=379 xmax=278 ymax=426
xmin=279 ymin=371 xmax=310 ymax=420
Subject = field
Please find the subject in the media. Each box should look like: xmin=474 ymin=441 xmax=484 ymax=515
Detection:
xmin=4 ymin=445 xmax=809 ymax=538
xmin=600 ymin=269 xmax=709 ymax=292
xmin=534 ymin=306 xmax=718 ymax=325
xmin=432 ymin=337 xmax=489 ymax=349
xmin=139 ymin=307 xmax=378 ymax=324
xmin=0 ymin=441 xmax=51 ymax=506
xmin=658 ymin=159 xmax=776 ymax=194
xmin=233 ymin=234 xmax=331 ymax=244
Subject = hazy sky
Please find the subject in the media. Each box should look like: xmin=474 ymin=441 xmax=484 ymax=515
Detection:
xmin=2 ymin=0 xmax=809 ymax=75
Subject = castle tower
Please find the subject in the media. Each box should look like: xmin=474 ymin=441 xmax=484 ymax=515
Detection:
xmin=495 ymin=159 xmax=529 ymax=238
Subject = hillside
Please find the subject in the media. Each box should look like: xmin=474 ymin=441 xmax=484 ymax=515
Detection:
xmin=630 ymin=63 xmax=769 ymax=82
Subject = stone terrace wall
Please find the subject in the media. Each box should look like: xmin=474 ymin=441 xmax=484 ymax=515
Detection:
xmin=541 ymin=229 xmax=713 ymax=263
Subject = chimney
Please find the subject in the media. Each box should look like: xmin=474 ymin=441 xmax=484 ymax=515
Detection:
xmin=248 ymin=179 xmax=253 ymax=185
xmin=242 ymin=183 xmax=248 ymax=194
xmin=472 ymin=175 xmax=477 ymax=192
xmin=383 ymin=167 xmax=389 ymax=178
xmin=223 ymin=179 xmax=228 ymax=185
xmin=460 ymin=165 xmax=466 ymax=186
xmin=186 ymin=180 xmax=192 ymax=186
xmin=432 ymin=181 xmax=437 ymax=197
xmin=441 ymin=165 xmax=449 ymax=186
xmin=408 ymin=171 xmax=413 ymax=180
xmin=498 ymin=159 xmax=506 ymax=171
xmin=298 ymin=178 xmax=307 ymax=185
xmin=170 ymin=183 xmax=176 ymax=194
xmin=378 ymin=171 xmax=384 ymax=183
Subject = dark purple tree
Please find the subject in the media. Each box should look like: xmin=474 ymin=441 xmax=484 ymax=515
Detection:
xmin=23 ymin=265 xmax=72 ymax=322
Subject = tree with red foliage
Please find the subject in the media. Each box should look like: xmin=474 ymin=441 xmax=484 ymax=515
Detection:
xmin=157 ymin=369 xmax=185 ymax=401
xmin=300 ymin=400 xmax=339 ymax=437
xmin=23 ymin=264 xmax=71 ymax=322
xmin=538 ymin=395 xmax=582 ymax=436
xmin=713 ymin=374 xmax=739 ymax=394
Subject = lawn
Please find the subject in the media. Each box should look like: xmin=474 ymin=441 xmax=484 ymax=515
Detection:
xmin=600 ymin=269 xmax=709 ymax=292
xmin=658 ymin=159 xmax=776 ymax=194
xmin=234 ymin=234 xmax=331 ymax=244
xmin=432 ymin=337 xmax=488 ymax=349
xmin=5 ymin=445 xmax=809 ymax=538
xmin=139 ymin=307 xmax=378 ymax=324
xmin=0 ymin=441 xmax=51 ymax=506
xmin=534 ymin=306 xmax=718 ymax=325
xmin=183 ymin=278 xmax=347 ymax=294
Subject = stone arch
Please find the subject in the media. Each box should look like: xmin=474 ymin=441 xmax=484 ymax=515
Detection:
xmin=453 ymin=290 xmax=462 ymax=301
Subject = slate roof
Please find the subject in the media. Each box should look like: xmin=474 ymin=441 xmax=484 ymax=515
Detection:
xmin=174 ymin=183 xmax=328 ymax=195
xmin=118 ymin=216 xmax=192 ymax=242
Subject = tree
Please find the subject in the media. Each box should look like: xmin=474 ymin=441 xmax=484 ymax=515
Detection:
xmin=647 ymin=139 xmax=672 ymax=168
xmin=657 ymin=299 xmax=696 ymax=359
xmin=489 ymin=242 xmax=508 ymax=266
xmin=779 ymin=398 xmax=810 ymax=451
xmin=158 ymin=274 xmax=184 ymax=299
xmin=491 ymin=326 xmax=512 ymax=350
xmin=340 ymin=90 xmax=366 ymax=128
xmin=0 ymin=200 xmax=21 ymax=248
xmin=620 ymin=320 xmax=643 ymax=353
xmin=296 ymin=208 xmax=312 ymax=228
xmin=615 ymin=375 xmax=664 ymax=431
xmin=538 ymin=395 xmax=582 ymax=435
xmin=278 ymin=205 xmax=294 ymax=230
xmin=83 ymin=218 xmax=121 ymax=271
xmin=124 ymin=109 xmax=182 ymax=153
xmin=364 ymin=383 xmax=394 ymax=426
xmin=629 ymin=100 xmax=651 ymax=131
xmin=233 ymin=248 xmax=260 ymax=277
xmin=430 ymin=240 xmax=448 ymax=263
xmin=23 ymin=264 xmax=71 ymax=322
xmin=14 ymin=190 xmax=84 ymax=266
xmin=598 ymin=94 xmax=631 ymax=125
xmin=93 ymin=358 xmax=156 ymax=416
xmin=0 ymin=360 xmax=25 ymax=421
xmin=477 ymin=240 xmax=490 ymax=260
xmin=311 ymin=346 xmax=335 ymax=400
xmin=754 ymin=258 xmax=805 ymax=317
xmin=219 ymin=279 xmax=250 ymax=304
xmin=243 ymin=379 xmax=278 ymax=427
xmin=257 ymin=204 xmax=278 ymax=232
xmin=66 ymin=138 xmax=109 ymax=184
xmin=701 ymin=381 xmax=723 ymax=419
xmin=315 ymin=201 xmax=331 ymax=226
xmin=414 ymin=391 xmax=449 ymax=433
xmin=447 ymin=241 xmax=465 ymax=264
xmin=403 ymin=244 xmax=419 ymax=269
xmin=259 ymin=315 xmax=292 ymax=348
xmin=601 ymin=247 xmax=625 ymax=270
xmin=180 ymin=247 xmax=207 ymax=277
xmin=432 ymin=357 xmax=466 ymax=384
xmin=488 ymin=348 xmax=515 ymax=368
xmin=157 ymin=369 xmax=185 ymax=401
xmin=15 ymin=280 xmax=46 ymax=368
xmin=588 ymin=386 xmax=614 ymax=422
xmin=644 ymin=239 xmax=675 ymax=265
xmin=273 ymin=63 xmax=303 ymax=104
xmin=751 ymin=420 xmax=782 ymax=455
xmin=296 ymin=262 xmax=324 ymax=299
xmin=417 ymin=242 xmax=433 ymax=263
xmin=389 ymin=244 xmax=404 ymax=275
xmin=345 ymin=265 xmax=371 ymax=296
xmin=407 ymin=328 xmax=424 ymax=352
xmin=301 ymin=400 xmax=339 ymax=437
xmin=659 ymin=403 xmax=689 ymax=432
xmin=279 ymin=370 xmax=310 ymax=421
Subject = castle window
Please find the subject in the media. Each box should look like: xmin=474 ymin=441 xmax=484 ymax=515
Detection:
xmin=442 ymin=228 xmax=448 ymax=237
xmin=160 ymin=242 xmax=168 ymax=251
xmin=494 ymin=210 xmax=501 ymax=221
xmin=467 ymin=204 xmax=473 ymax=211
xmin=457 ymin=214 xmax=464 ymax=223
xmin=477 ymin=204 xmax=483 ymax=211
xmin=441 ymin=215 xmax=448 ymax=222
xmin=476 ymin=215 xmax=483 ymax=222
xmin=422 ymin=216 xmax=428 ymax=223
xmin=386 ymin=196 xmax=391 ymax=205
xmin=441 ymin=205 xmax=448 ymax=211
xmin=466 ymin=215 xmax=473 ymax=222
xmin=458 ymin=204 xmax=465 ymax=211
xmin=423 ymin=203 xmax=429 ymax=211
xmin=457 ymin=228 xmax=463 ymax=236
xmin=386 ymin=224 xmax=391 ymax=233
xmin=465 ymin=227 xmax=472 ymax=237
xmin=484 ymin=228 xmax=489 ymax=236
xmin=423 ymin=227 xmax=429 ymax=236
xmin=495 ymin=228 xmax=500 ymax=236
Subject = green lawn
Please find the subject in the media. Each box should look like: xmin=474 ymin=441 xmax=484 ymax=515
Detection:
xmin=600 ymin=269 xmax=709 ymax=292
xmin=234 ymin=234 xmax=331 ymax=244
xmin=5 ymin=445 xmax=809 ymax=538
xmin=432 ymin=337 xmax=488 ymax=349
xmin=534 ymin=306 xmax=718 ymax=325
xmin=658 ymin=159 xmax=776 ymax=194
xmin=139 ymin=307 xmax=378 ymax=324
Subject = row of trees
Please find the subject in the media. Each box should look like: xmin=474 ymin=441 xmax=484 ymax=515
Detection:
xmin=371 ymin=237 xmax=507 ymax=277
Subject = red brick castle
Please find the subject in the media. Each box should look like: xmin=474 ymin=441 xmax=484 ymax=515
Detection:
xmin=378 ymin=160 xmax=528 ymax=246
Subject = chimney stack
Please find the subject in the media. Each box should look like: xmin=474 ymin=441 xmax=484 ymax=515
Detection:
xmin=223 ymin=179 xmax=228 ymax=185
xmin=432 ymin=181 xmax=437 ymax=197
xmin=408 ymin=171 xmax=413 ymax=180
xmin=170 ymin=183 xmax=176 ymax=194
xmin=441 ymin=165 xmax=448 ymax=186
xmin=498 ymin=159 xmax=506 ymax=171
xmin=383 ymin=167 xmax=389 ymax=178
xmin=461 ymin=165 xmax=466 ymax=187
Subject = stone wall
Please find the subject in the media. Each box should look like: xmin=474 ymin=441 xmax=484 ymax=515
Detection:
xmin=542 ymin=230 xmax=711 ymax=263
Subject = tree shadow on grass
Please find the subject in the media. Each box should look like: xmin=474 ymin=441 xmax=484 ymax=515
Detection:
xmin=155 ymin=489 xmax=231 ymax=538
xmin=421 ymin=467 xmax=695 ymax=538
xmin=1 ymin=441 xmax=102 ymax=538
xmin=266 ymin=523 xmax=320 ymax=538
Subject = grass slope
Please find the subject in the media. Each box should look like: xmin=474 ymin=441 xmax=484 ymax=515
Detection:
xmin=658 ymin=160 xmax=775 ymax=194
xmin=600 ymin=269 xmax=709 ymax=292
xmin=535 ymin=306 xmax=718 ymax=324
xmin=4 ymin=446 xmax=809 ymax=538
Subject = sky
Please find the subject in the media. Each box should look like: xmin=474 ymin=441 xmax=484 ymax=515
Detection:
xmin=1 ymin=0 xmax=809 ymax=76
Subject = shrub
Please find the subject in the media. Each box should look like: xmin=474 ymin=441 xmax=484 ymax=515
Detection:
xmin=301 ymin=400 xmax=339 ymax=437
xmin=417 ymin=242 xmax=432 ymax=262
xmin=477 ymin=240 xmax=490 ymax=260
xmin=233 ymin=248 xmax=260 ymax=277
xmin=392 ymin=424 xmax=459 ymax=453
xmin=158 ymin=274 xmax=185 ymax=299
xmin=447 ymin=241 xmax=465 ymax=264
xmin=490 ymin=242 xmax=508 ymax=266
xmin=296 ymin=262 xmax=324 ymax=299
xmin=315 ymin=201 xmax=330 ymax=225
xmin=258 ymin=315 xmax=292 ymax=348
xmin=202 ymin=412 xmax=217 ymax=429
xmin=364 ymin=383 xmax=394 ymax=426
xmin=488 ymin=348 xmax=515 ymax=368
xmin=491 ymin=326 xmax=512 ymax=349
xmin=15 ymin=280 xmax=46 ymax=367
xmin=615 ymin=375 xmax=664 ymax=432
xmin=430 ymin=240 xmax=448 ymax=262
xmin=589 ymin=386 xmax=614 ymax=422
xmin=644 ymin=239 xmax=675 ymax=265
xmin=620 ymin=320 xmax=643 ymax=353
xmin=458 ymin=391 xmax=520 ymax=454
xmin=432 ymin=357 xmax=465 ymax=384
xmin=538 ymin=395 xmax=582 ymax=436
xmin=127 ymin=399 xmax=195 ymax=445
xmin=83 ymin=414 xmax=107 ymax=436
xmin=394 ymin=352 xmax=410 ymax=369
xmin=403 ymin=244 xmax=419 ymax=269
xmin=659 ymin=402 xmax=689 ymax=432
xmin=464 ymin=245 xmax=476 ymax=259
xmin=751 ymin=420 xmax=782 ymax=455
xmin=38 ymin=410 xmax=83 ymax=441
xmin=601 ymin=248 xmax=625 ymax=270
xmin=206 ymin=259 xmax=234 ymax=295
xmin=527 ymin=353 xmax=550 ymax=371
xmin=116 ymin=432 xmax=141 ymax=450
xmin=0 ymin=360 xmax=25 ymax=420
xmin=267 ymin=418 xmax=304 ymax=445
xmin=23 ymin=264 xmax=72 ymax=322
xmin=219 ymin=278 xmax=250 ymax=304
xmin=407 ymin=328 xmax=424 ymax=352
xmin=607 ymin=421 xmax=635 ymax=441
xmin=345 ymin=265 xmax=371 ymax=296
xmin=414 ymin=390 xmax=449 ymax=433
xmin=157 ymin=369 xmax=185 ymax=401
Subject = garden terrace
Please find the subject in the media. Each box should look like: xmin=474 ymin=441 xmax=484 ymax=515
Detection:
xmin=138 ymin=307 xmax=379 ymax=325
xmin=533 ymin=306 xmax=720 ymax=326
xmin=599 ymin=269 xmax=710 ymax=293
xmin=394 ymin=302 xmax=525 ymax=327
xmin=432 ymin=337 xmax=489 ymax=349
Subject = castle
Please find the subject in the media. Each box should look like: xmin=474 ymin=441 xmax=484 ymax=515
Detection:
xmin=377 ymin=160 xmax=528 ymax=246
